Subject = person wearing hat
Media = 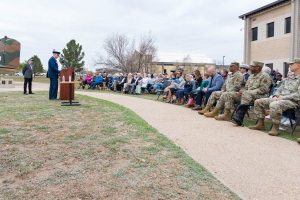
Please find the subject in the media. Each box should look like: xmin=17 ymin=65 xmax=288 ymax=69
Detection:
xmin=22 ymin=58 xmax=34 ymax=95
xmin=229 ymin=61 xmax=272 ymax=126
xmin=249 ymin=59 xmax=300 ymax=140
xmin=47 ymin=50 xmax=60 ymax=100
xmin=239 ymin=64 xmax=250 ymax=81
xmin=199 ymin=62 xmax=245 ymax=121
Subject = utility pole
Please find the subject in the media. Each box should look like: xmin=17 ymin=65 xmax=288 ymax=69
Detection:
xmin=223 ymin=56 xmax=225 ymax=67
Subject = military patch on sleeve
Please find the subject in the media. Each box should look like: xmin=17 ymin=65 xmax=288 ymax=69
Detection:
xmin=263 ymin=79 xmax=268 ymax=84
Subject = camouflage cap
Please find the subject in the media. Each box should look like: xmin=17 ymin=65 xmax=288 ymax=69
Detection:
xmin=230 ymin=62 xmax=239 ymax=67
xmin=240 ymin=64 xmax=250 ymax=70
xmin=288 ymin=58 xmax=300 ymax=65
xmin=250 ymin=61 xmax=264 ymax=67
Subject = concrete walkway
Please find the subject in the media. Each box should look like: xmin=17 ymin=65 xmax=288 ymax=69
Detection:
xmin=2 ymin=82 xmax=300 ymax=200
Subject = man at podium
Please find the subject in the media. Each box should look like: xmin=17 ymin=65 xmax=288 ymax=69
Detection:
xmin=47 ymin=50 xmax=61 ymax=100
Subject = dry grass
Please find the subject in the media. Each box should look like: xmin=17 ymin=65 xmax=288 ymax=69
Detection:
xmin=0 ymin=91 xmax=240 ymax=199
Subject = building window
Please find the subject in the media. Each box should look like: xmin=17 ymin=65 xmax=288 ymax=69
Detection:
xmin=267 ymin=22 xmax=274 ymax=37
xmin=284 ymin=62 xmax=290 ymax=77
xmin=252 ymin=27 xmax=258 ymax=41
xmin=285 ymin=17 xmax=291 ymax=34
xmin=266 ymin=63 xmax=273 ymax=71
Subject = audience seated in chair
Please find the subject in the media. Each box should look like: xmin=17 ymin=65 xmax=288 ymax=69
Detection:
xmin=165 ymin=71 xmax=185 ymax=103
xmin=192 ymin=67 xmax=224 ymax=110
xmin=82 ymin=73 xmax=92 ymax=89
xmin=230 ymin=61 xmax=272 ymax=126
xmin=199 ymin=62 xmax=245 ymax=121
xmin=126 ymin=73 xmax=142 ymax=94
xmin=250 ymin=58 xmax=300 ymax=137
xmin=186 ymin=70 xmax=205 ymax=107
xmin=90 ymin=73 xmax=103 ymax=90
xmin=174 ymin=75 xmax=193 ymax=105
xmin=123 ymin=73 xmax=134 ymax=93
xmin=162 ymin=72 xmax=182 ymax=99
xmin=116 ymin=73 xmax=127 ymax=92
xmin=147 ymin=73 xmax=157 ymax=93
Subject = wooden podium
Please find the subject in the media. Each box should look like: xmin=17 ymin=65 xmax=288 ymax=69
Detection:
xmin=60 ymin=68 xmax=75 ymax=100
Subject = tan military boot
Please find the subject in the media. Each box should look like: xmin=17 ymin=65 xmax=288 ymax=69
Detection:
xmin=297 ymin=138 xmax=300 ymax=144
xmin=204 ymin=108 xmax=219 ymax=118
xmin=249 ymin=118 xmax=265 ymax=130
xmin=215 ymin=108 xmax=230 ymax=121
xmin=268 ymin=123 xmax=279 ymax=136
xmin=198 ymin=105 xmax=211 ymax=115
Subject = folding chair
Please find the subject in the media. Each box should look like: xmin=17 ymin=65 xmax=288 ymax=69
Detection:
xmin=268 ymin=108 xmax=300 ymax=135
xmin=157 ymin=80 xmax=171 ymax=100
xmin=230 ymin=82 xmax=276 ymax=123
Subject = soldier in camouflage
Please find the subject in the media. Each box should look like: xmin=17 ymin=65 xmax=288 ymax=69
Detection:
xmin=229 ymin=61 xmax=272 ymax=126
xmin=249 ymin=59 xmax=300 ymax=141
xmin=199 ymin=62 xmax=245 ymax=121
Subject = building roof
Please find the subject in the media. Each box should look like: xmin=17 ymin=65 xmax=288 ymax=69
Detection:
xmin=239 ymin=0 xmax=291 ymax=19
xmin=157 ymin=52 xmax=214 ymax=64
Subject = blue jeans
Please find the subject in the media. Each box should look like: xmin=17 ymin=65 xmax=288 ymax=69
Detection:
xmin=176 ymin=89 xmax=190 ymax=98
xmin=156 ymin=83 xmax=164 ymax=94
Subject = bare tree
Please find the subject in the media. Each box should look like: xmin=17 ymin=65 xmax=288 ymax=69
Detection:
xmin=93 ymin=32 xmax=157 ymax=73
xmin=136 ymin=32 xmax=157 ymax=73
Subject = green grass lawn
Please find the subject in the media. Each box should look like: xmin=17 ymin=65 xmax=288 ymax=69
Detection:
xmin=0 ymin=91 xmax=240 ymax=199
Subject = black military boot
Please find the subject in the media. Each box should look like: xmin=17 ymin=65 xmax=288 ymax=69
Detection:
xmin=231 ymin=105 xmax=249 ymax=126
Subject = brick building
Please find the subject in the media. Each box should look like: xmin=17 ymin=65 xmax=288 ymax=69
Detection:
xmin=239 ymin=0 xmax=300 ymax=76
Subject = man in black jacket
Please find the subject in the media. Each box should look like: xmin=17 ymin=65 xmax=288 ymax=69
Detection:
xmin=22 ymin=58 xmax=34 ymax=95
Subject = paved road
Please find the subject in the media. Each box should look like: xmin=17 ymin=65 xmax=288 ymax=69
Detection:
xmin=2 ymin=82 xmax=300 ymax=200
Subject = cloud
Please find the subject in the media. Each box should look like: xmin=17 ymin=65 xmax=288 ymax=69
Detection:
xmin=0 ymin=0 xmax=274 ymax=70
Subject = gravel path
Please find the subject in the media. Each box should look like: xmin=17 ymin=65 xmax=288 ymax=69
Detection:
xmin=2 ymin=82 xmax=300 ymax=200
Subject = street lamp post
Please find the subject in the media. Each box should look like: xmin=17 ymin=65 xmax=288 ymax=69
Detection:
xmin=223 ymin=56 xmax=225 ymax=67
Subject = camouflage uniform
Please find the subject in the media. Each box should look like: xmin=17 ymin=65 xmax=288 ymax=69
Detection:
xmin=254 ymin=73 xmax=300 ymax=124
xmin=220 ymin=71 xmax=272 ymax=109
xmin=207 ymin=71 xmax=244 ymax=109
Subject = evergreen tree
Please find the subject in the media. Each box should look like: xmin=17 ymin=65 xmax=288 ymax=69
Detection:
xmin=31 ymin=55 xmax=43 ymax=74
xmin=59 ymin=39 xmax=85 ymax=72
xmin=18 ymin=60 xmax=27 ymax=70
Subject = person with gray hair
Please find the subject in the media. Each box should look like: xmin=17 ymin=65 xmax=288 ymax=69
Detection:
xmin=262 ymin=66 xmax=272 ymax=75
xmin=22 ymin=58 xmax=34 ymax=95
xmin=192 ymin=67 xmax=224 ymax=110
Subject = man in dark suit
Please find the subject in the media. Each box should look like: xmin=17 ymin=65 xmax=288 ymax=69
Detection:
xmin=192 ymin=67 xmax=224 ymax=110
xmin=47 ymin=50 xmax=60 ymax=100
xmin=22 ymin=58 xmax=34 ymax=95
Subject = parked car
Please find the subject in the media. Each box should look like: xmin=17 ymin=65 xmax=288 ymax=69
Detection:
xmin=14 ymin=72 xmax=23 ymax=76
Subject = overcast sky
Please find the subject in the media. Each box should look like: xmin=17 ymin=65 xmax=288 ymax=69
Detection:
xmin=1 ymin=0 xmax=275 ymax=70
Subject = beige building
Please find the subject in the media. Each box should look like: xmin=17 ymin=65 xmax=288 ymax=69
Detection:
xmin=239 ymin=0 xmax=300 ymax=76
xmin=152 ymin=53 xmax=216 ymax=75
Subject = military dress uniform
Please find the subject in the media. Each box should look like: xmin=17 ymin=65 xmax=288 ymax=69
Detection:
xmin=47 ymin=50 xmax=60 ymax=100
xmin=230 ymin=61 xmax=272 ymax=126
